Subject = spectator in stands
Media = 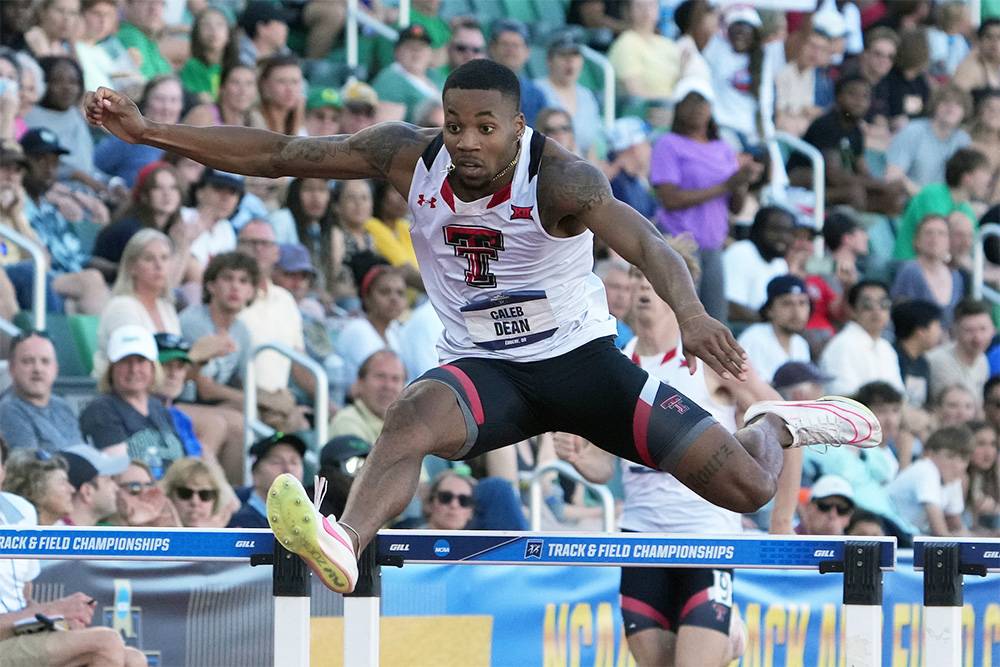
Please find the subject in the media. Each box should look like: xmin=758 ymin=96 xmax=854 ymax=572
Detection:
xmin=234 ymin=1 xmax=291 ymax=68
xmin=893 ymin=148 xmax=990 ymax=261
xmin=179 ymin=8 xmax=229 ymax=104
xmin=329 ymin=349 xmax=406 ymax=446
xmin=722 ymin=206 xmax=793 ymax=324
xmin=95 ymin=75 xmax=183 ymax=188
xmin=885 ymin=84 xmax=973 ymax=197
xmin=24 ymin=0 xmax=79 ymax=58
xmin=24 ymin=56 xmax=102 ymax=195
xmin=892 ymin=299 xmax=943 ymax=410
xmin=968 ymin=90 xmax=1000 ymax=207
xmin=236 ymin=220 xmax=329 ymax=428
xmin=605 ymin=117 xmax=655 ymax=220
xmin=607 ymin=0 xmax=681 ymax=111
xmin=161 ymin=456 xmax=234 ymax=527
xmin=420 ymin=470 xmax=476 ymax=530
xmin=952 ymin=18 xmax=1000 ymax=94
xmin=845 ymin=509 xmax=887 ymax=536
xmin=269 ymin=177 xmax=338 ymax=298
xmin=109 ymin=459 xmax=180 ymax=526
xmin=927 ymin=298 xmax=994 ymax=401
xmin=154 ymin=333 xmax=202 ymax=457
xmin=0 ymin=0 xmax=32 ymax=52
xmin=984 ymin=376 xmax=1000 ymax=433
xmin=883 ymin=26 xmax=933 ymax=129
xmin=339 ymin=81 xmax=380 ymax=135
xmin=2 ymin=449 xmax=74 ymax=524
xmin=80 ymin=324 xmax=186 ymax=470
xmin=182 ymin=63 xmax=267 ymax=130
xmin=593 ymin=258 xmax=632 ymax=348
xmin=308 ymin=435 xmax=370 ymax=518
xmin=229 ymin=432 xmax=306 ymax=528
xmin=651 ymin=77 xmax=757 ymax=324
xmin=372 ymin=24 xmax=442 ymax=125
xmin=369 ymin=179 xmax=419 ymax=276
xmin=672 ymin=0 xmax=716 ymax=82
xmin=332 ymin=179 xmax=379 ymax=286
xmin=0 ymin=331 xmax=85 ymax=453
xmin=487 ymin=18 xmax=545 ymax=126
xmin=737 ymin=275 xmax=812 ymax=383
xmin=774 ymin=26 xmax=833 ymax=137
xmin=60 ymin=444 xmax=129 ymax=526
xmin=117 ymin=0 xmax=172 ymax=79
xmin=856 ymin=380 xmax=912 ymax=474
xmin=11 ymin=129 xmax=110 ymax=315
xmin=796 ymin=475 xmax=855 ymax=535
xmin=303 ymin=87 xmax=342 ymax=138
xmin=336 ymin=265 xmax=406 ymax=386
xmin=75 ymin=0 xmax=144 ymax=99
xmin=535 ymin=108 xmax=580 ymax=156
xmin=888 ymin=424 xmax=973 ymax=537
xmin=819 ymin=280 xmax=905 ymax=396
xmin=965 ymin=420 xmax=1000 ymax=534
xmin=772 ymin=361 xmax=829 ymax=401
xmin=255 ymin=55 xmax=305 ymax=137
xmin=272 ymin=242 xmax=325 ymax=321
xmin=788 ymin=75 xmax=907 ymax=216
xmin=442 ymin=17 xmax=485 ymax=76
xmin=933 ymin=384 xmax=978 ymax=429
xmin=535 ymin=29 xmax=603 ymax=159
xmin=840 ymin=27 xmax=898 ymax=150
xmin=891 ymin=214 xmax=965 ymax=331
xmin=184 ymin=168 xmax=243 ymax=269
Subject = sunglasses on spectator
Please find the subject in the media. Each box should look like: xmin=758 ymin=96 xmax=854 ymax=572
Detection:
xmin=175 ymin=486 xmax=218 ymax=502
xmin=857 ymin=297 xmax=891 ymax=311
xmin=119 ymin=481 xmax=158 ymax=495
xmin=813 ymin=499 xmax=853 ymax=516
xmin=987 ymin=397 xmax=1000 ymax=408
xmin=543 ymin=125 xmax=573 ymax=134
xmin=435 ymin=490 xmax=474 ymax=508
xmin=154 ymin=332 xmax=191 ymax=352
xmin=453 ymin=44 xmax=485 ymax=54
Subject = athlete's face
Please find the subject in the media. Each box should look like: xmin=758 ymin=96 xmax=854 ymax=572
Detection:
xmin=442 ymin=88 xmax=525 ymax=193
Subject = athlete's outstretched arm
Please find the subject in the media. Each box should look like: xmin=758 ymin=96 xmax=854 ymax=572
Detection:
xmin=542 ymin=153 xmax=748 ymax=380
xmin=84 ymin=87 xmax=431 ymax=184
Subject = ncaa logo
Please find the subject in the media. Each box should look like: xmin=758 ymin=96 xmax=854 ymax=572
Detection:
xmin=434 ymin=539 xmax=451 ymax=557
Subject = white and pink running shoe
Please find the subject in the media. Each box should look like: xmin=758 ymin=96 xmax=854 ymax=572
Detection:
xmin=744 ymin=396 xmax=882 ymax=449
xmin=266 ymin=473 xmax=359 ymax=594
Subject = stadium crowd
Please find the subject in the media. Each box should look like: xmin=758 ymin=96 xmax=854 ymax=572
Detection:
xmin=2 ymin=0 xmax=1000 ymax=661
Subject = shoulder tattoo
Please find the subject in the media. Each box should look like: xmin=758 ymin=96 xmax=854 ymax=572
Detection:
xmin=544 ymin=157 xmax=610 ymax=213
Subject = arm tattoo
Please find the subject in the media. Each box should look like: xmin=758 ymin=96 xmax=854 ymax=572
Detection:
xmin=272 ymin=123 xmax=425 ymax=174
xmin=547 ymin=158 xmax=609 ymax=213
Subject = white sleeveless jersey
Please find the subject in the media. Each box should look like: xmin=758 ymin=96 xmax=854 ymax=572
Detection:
xmin=407 ymin=127 xmax=617 ymax=363
xmin=619 ymin=336 xmax=743 ymax=535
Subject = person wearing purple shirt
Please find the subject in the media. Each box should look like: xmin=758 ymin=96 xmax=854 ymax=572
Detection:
xmin=651 ymin=78 xmax=761 ymax=323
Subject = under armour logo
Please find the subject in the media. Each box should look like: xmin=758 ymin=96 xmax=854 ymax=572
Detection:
xmin=417 ymin=194 xmax=437 ymax=208
xmin=510 ymin=205 xmax=533 ymax=220
xmin=660 ymin=394 xmax=689 ymax=414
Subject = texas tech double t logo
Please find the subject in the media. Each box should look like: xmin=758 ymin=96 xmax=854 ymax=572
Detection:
xmin=443 ymin=225 xmax=504 ymax=288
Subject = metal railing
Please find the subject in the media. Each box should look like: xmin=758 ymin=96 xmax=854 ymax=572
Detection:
xmin=766 ymin=130 xmax=826 ymax=233
xmin=243 ymin=343 xmax=329 ymax=481
xmin=0 ymin=225 xmax=46 ymax=333
xmin=527 ymin=459 xmax=616 ymax=532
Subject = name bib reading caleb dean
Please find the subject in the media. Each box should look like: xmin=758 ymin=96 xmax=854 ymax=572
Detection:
xmin=460 ymin=291 xmax=558 ymax=350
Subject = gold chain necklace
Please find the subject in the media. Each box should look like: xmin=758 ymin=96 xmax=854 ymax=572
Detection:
xmin=490 ymin=142 xmax=521 ymax=182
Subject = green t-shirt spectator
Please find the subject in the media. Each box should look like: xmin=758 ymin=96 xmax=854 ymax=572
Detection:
xmin=117 ymin=22 xmax=172 ymax=79
xmin=373 ymin=10 xmax=450 ymax=76
xmin=371 ymin=64 xmax=444 ymax=124
xmin=180 ymin=58 xmax=220 ymax=98
xmin=892 ymin=182 xmax=977 ymax=260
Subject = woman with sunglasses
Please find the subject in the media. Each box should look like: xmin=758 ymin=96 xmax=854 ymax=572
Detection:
xmin=421 ymin=470 xmax=476 ymax=531
xmin=160 ymin=457 xmax=235 ymax=528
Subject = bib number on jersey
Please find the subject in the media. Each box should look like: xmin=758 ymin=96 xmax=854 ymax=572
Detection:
xmin=460 ymin=291 xmax=558 ymax=350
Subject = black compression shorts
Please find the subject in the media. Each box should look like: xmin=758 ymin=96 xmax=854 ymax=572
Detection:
xmin=620 ymin=563 xmax=734 ymax=636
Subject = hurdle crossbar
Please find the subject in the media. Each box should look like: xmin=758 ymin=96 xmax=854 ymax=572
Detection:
xmin=913 ymin=537 xmax=999 ymax=666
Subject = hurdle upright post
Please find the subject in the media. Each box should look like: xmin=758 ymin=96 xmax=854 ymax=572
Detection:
xmin=271 ymin=540 xmax=311 ymax=667
xmin=821 ymin=540 xmax=884 ymax=666
xmin=344 ymin=540 xmax=382 ymax=667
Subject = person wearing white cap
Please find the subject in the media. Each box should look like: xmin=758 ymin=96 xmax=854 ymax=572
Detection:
xmin=605 ymin=116 xmax=656 ymax=219
xmin=79 ymin=324 xmax=186 ymax=474
xmin=59 ymin=444 xmax=130 ymax=526
xmin=796 ymin=474 xmax=855 ymax=535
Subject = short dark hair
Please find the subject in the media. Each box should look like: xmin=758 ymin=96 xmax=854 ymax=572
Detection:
xmin=443 ymin=59 xmax=521 ymax=110
xmin=952 ymin=297 xmax=993 ymax=324
xmin=855 ymin=381 xmax=903 ymax=408
xmin=984 ymin=375 xmax=1000 ymax=403
xmin=834 ymin=73 xmax=870 ymax=98
xmin=749 ymin=205 xmax=793 ymax=240
xmin=945 ymin=147 xmax=989 ymax=188
xmin=979 ymin=17 xmax=1000 ymax=39
xmin=202 ymin=252 xmax=261 ymax=304
xmin=821 ymin=211 xmax=860 ymax=252
xmin=925 ymin=425 xmax=975 ymax=457
xmin=846 ymin=509 xmax=885 ymax=535
xmin=0 ymin=435 xmax=8 ymax=466
xmin=891 ymin=299 xmax=942 ymax=340
xmin=847 ymin=279 xmax=888 ymax=308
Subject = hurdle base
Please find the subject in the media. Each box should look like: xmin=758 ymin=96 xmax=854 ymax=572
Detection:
xmin=344 ymin=541 xmax=381 ymax=667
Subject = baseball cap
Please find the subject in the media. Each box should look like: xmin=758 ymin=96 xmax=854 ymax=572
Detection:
xmin=341 ymin=80 xmax=379 ymax=109
xmin=396 ymin=24 xmax=432 ymax=47
xmin=491 ymin=17 xmax=530 ymax=43
xmin=277 ymin=243 xmax=316 ymax=274
xmin=771 ymin=361 xmax=832 ymax=391
xmin=724 ymin=5 xmax=762 ymax=29
xmin=239 ymin=1 xmax=290 ymax=32
xmin=61 ymin=444 xmax=130 ymax=491
xmin=671 ymin=76 xmax=715 ymax=105
xmin=813 ymin=8 xmax=848 ymax=39
xmin=0 ymin=139 xmax=27 ymax=167
xmin=107 ymin=325 xmax=158 ymax=364
xmin=306 ymin=87 xmax=343 ymax=111
xmin=154 ymin=332 xmax=192 ymax=365
xmin=249 ymin=432 xmax=307 ymax=469
xmin=198 ymin=168 xmax=245 ymax=195
xmin=19 ymin=128 xmax=70 ymax=156
xmin=319 ymin=435 xmax=370 ymax=475
xmin=761 ymin=274 xmax=809 ymax=316
xmin=547 ymin=28 xmax=584 ymax=55
xmin=606 ymin=117 xmax=650 ymax=153
xmin=809 ymin=475 xmax=855 ymax=504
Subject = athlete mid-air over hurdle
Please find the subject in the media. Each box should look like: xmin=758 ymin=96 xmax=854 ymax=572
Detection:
xmin=86 ymin=59 xmax=882 ymax=601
